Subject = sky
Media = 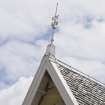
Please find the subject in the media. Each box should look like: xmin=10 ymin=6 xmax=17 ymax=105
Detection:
xmin=0 ymin=0 xmax=105 ymax=104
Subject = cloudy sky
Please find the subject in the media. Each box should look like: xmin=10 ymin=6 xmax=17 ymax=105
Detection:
xmin=0 ymin=0 xmax=105 ymax=104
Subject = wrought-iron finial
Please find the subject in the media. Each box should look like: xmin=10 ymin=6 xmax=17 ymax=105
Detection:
xmin=45 ymin=2 xmax=59 ymax=57
xmin=50 ymin=2 xmax=59 ymax=45
xmin=51 ymin=2 xmax=59 ymax=30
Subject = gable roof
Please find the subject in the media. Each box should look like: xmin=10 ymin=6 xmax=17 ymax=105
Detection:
xmin=22 ymin=56 xmax=78 ymax=105
xmin=50 ymin=57 xmax=105 ymax=105
xmin=22 ymin=55 xmax=105 ymax=105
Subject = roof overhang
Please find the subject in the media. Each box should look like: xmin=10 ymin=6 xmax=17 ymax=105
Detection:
xmin=22 ymin=56 xmax=78 ymax=105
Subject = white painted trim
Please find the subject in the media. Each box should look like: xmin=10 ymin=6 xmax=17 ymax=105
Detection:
xmin=22 ymin=56 xmax=78 ymax=105
xmin=47 ymin=60 xmax=78 ymax=105
xmin=22 ymin=56 xmax=47 ymax=105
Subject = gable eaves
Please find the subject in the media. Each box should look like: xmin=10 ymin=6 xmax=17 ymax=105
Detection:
xmin=48 ymin=59 xmax=79 ymax=105
xmin=22 ymin=56 xmax=79 ymax=105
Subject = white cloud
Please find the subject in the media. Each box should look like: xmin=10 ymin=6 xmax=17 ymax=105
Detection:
xmin=0 ymin=40 xmax=45 ymax=80
xmin=0 ymin=0 xmax=105 ymax=104
xmin=0 ymin=77 xmax=32 ymax=105
xmin=0 ymin=0 xmax=105 ymax=85
xmin=55 ymin=19 xmax=105 ymax=83
xmin=56 ymin=21 xmax=105 ymax=61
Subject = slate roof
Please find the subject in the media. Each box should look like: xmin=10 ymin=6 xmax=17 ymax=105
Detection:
xmin=52 ymin=58 xmax=105 ymax=105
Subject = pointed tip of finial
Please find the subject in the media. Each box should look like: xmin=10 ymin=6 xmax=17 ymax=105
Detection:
xmin=51 ymin=2 xmax=59 ymax=30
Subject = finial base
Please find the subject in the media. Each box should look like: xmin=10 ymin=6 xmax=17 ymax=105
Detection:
xmin=45 ymin=42 xmax=55 ymax=57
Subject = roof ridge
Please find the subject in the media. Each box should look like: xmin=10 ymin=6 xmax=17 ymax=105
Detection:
xmin=54 ymin=58 xmax=105 ymax=87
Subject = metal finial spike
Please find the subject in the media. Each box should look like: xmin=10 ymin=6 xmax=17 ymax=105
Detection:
xmin=45 ymin=2 xmax=59 ymax=57
xmin=55 ymin=2 xmax=59 ymax=17
xmin=51 ymin=2 xmax=59 ymax=30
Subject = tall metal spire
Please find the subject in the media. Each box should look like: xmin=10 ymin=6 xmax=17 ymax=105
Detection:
xmin=51 ymin=2 xmax=59 ymax=43
xmin=45 ymin=2 xmax=59 ymax=57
